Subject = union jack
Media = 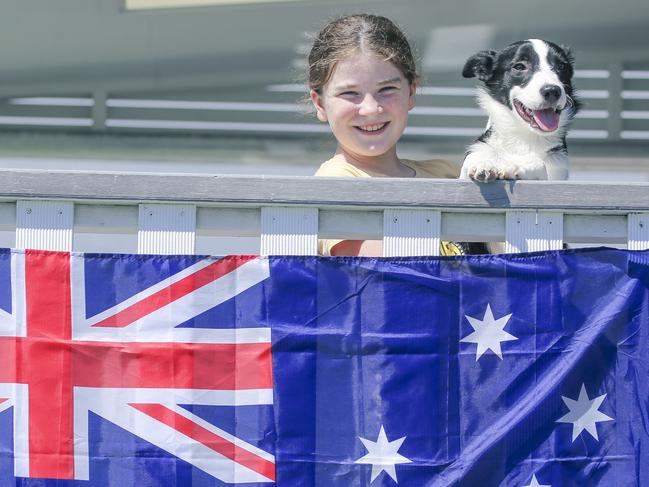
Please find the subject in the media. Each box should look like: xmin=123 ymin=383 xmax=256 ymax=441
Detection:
xmin=0 ymin=250 xmax=275 ymax=484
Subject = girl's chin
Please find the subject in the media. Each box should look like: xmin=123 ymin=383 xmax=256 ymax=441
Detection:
xmin=354 ymin=140 xmax=396 ymax=154
xmin=343 ymin=145 xmax=395 ymax=158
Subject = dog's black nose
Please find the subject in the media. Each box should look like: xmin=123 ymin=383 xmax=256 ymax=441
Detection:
xmin=541 ymin=85 xmax=562 ymax=103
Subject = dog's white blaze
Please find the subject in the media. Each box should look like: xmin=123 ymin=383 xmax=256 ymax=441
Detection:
xmin=530 ymin=38 xmax=564 ymax=88
xmin=510 ymin=39 xmax=566 ymax=111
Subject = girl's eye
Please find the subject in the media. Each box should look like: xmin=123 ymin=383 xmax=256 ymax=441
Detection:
xmin=338 ymin=91 xmax=358 ymax=97
xmin=513 ymin=62 xmax=528 ymax=71
xmin=380 ymin=86 xmax=398 ymax=93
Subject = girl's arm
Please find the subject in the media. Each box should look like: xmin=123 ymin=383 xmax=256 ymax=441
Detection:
xmin=330 ymin=239 xmax=383 ymax=256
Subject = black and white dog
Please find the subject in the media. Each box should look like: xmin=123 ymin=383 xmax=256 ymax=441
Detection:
xmin=460 ymin=39 xmax=580 ymax=182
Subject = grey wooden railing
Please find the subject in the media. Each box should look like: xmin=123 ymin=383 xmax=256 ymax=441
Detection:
xmin=1 ymin=169 xmax=648 ymax=255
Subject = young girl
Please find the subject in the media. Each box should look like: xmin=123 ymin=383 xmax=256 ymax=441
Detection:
xmin=309 ymin=14 xmax=468 ymax=256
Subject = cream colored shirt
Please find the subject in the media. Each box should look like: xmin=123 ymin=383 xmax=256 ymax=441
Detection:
xmin=315 ymin=156 xmax=459 ymax=179
xmin=314 ymin=156 xmax=460 ymax=256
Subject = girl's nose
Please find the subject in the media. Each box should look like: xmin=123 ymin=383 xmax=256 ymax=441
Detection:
xmin=358 ymin=94 xmax=381 ymax=116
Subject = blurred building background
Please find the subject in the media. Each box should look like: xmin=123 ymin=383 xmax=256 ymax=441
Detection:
xmin=0 ymin=0 xmax=648 ymax=180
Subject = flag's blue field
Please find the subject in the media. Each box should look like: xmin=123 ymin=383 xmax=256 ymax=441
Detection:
xmin=0 ymin=248 xmax=647 ymax=486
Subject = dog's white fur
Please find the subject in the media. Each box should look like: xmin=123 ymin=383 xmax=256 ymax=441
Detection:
xmin=460 ymin=39 xmax=573 ymax=181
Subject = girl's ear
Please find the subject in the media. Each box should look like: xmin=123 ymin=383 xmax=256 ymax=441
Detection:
xmin=310 ymin=89 xmax=328 ymax=122
xmin=408 ymin=81 xmax=417 ymax=111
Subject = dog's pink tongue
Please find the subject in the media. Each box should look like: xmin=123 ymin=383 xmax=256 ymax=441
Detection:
xmin=533 ymin=108 xmax=560 ymax=132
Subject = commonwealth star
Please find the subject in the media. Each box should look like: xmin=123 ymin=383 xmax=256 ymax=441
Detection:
xmin=557 ymin=383 xmax=614 ymax=442
xmin=460 ymin=303 xmax=517 ymax=360
xmin=355 ymin=425 xmax=412 ymax=483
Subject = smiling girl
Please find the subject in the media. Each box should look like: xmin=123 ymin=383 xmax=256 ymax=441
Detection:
xmin=309 ymin=14 xmax=464 ymax=256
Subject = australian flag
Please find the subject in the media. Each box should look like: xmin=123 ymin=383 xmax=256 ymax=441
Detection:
xmin=0 ymin=248 xmax=647 ymax=486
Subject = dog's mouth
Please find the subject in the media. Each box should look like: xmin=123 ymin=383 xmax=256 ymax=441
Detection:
xmin=513 ymin=100 xmax=561 ymax=133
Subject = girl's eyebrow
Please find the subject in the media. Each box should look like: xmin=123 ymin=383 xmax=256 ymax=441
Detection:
xmin=333 ymin=83 xmax=358 ymax=91
xmin=378 ymin=77 xmax=402 ymax=85
xmin=334 ymin=77 xmax=403 ymax=91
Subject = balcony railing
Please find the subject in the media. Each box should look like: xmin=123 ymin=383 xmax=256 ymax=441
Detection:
xmin=1 ymin=169 xmax=648 ymax=256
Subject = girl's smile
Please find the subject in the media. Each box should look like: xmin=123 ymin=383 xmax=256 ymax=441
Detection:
xmin=355 ymin=122 xmax=389 ymax=134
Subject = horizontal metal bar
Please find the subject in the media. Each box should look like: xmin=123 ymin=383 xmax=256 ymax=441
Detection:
xmin=10 ymin=97 xmax=95 ymax=107
xmin=0 ymin=116 xmax=93 ymax=127
xmin=574 ymin=69 xmax=610 ymax=79
xmin=622 ymin=111 xmax=649 ymax=119
xmin=622 ymin=91 xmax=649 ymax=99
xmin=107 ymin=99 xmax=302 ymax=112
xmin=622 ymin=70 xmax=649 ymax=79
xmin=2 ymin=170 xmax=649 ymax=212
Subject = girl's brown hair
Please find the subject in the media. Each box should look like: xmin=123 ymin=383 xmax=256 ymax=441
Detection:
xmin=308 ymin=14 xmax=418 ymax=94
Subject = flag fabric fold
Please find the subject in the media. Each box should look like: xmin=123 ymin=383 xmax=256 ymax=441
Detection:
xmin=0 ymin=248 xmax=647 ymax=486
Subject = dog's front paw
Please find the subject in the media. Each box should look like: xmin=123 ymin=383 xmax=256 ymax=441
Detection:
xmin=497 ymin=164 xmax=523 ymax=180
xmin=465 ymin=161 xmax=499 ymax=182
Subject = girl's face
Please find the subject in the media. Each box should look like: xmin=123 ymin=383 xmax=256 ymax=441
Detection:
xmin=311 ymin=51 xmax=416 ymax=161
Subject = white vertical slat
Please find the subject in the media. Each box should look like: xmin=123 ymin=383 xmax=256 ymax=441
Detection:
xmin=260 ymin=207 xmax=318 ymax=255
xmin=138 ymin=204 xmax=196 ymax=254
xmin=16 ymin=200 xmax=73 ymax=251
xmin=383 ymin=209 xmax=441 ymax=257
xmin=505 ymin=211 xmax=563 ymax=253
xmin=628 ymin=212 xmax=649 ymax=250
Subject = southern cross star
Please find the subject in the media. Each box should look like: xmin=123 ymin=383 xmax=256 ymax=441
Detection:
xmin=460 ymin=303 xmax=517 ymax=360
xmin=355 ymin=425 xmax=412 ymax=483
xmin=556 ymin=383 xmax=614 ymax=442
xmin=523 ymin=473 xmax=551 ymax=487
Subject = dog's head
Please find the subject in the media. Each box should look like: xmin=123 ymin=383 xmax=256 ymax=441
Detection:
xmin=462 ymin=39 xmax=579 ymax=135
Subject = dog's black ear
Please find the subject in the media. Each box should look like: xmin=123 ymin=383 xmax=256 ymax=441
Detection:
xmin=559 ymin=44 xmax=575 ymax=64
xmin=462 ymin=50 xmax=497 ymax=81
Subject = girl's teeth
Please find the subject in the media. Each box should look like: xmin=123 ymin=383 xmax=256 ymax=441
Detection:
xmin=359 ymin=123 xmax=385 ymax=132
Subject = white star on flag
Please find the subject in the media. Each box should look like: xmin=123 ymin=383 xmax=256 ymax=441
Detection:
xmin=355 ymin=425 xmax=412 ymax=483
xmin=460 ymin=303 xmax=517 ymax=360
xmin=556 ymin=383 xmax=614 ymax=442
xmin=523 ymin=473 xmax=551 ymax=487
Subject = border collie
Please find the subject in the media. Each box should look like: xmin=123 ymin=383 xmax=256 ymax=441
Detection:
xmin=460 ymin=39 xmax=580 ymax=182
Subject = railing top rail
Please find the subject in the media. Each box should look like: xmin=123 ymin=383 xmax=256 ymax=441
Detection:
xmin=1 ymin=169 xmax=649 ymax=212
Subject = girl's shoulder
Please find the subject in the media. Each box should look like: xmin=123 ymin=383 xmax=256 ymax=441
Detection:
xmin=402 ymin=159 xmax=460 ymax=179
xmin=314 ymin=156 xmax=370 ymax=177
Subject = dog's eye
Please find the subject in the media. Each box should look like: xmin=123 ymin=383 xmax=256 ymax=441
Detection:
xmin=513 ymin=63 xmax=528 ymax=71
xmin=556 ymin=61 xmax=567 ymax=71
